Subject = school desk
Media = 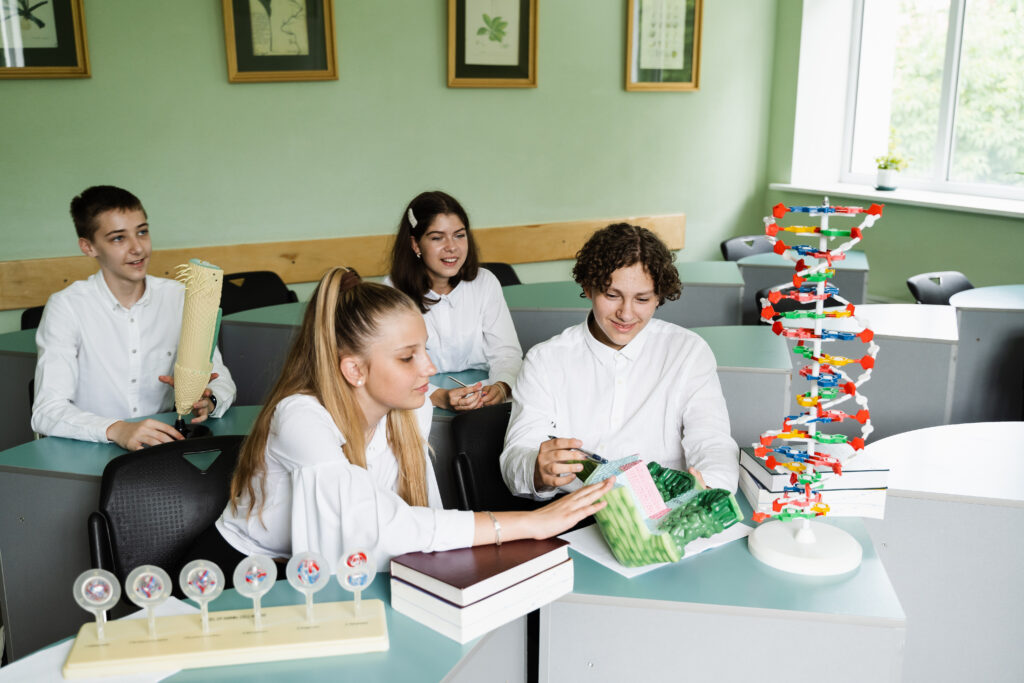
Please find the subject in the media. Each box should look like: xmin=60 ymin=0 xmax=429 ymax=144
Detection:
xmin=0 ymin=380 xmax=483 ymax=663
xmin=0 ymin=328 xmax=36 ymax=451
xmin=862 ymin=422 xmax=1024 ymax=683
xmin=502 ymin=261 xmax=744 ymax=351
xmin=948 ymin=284 xmax=1024 ymax=423
xmin=689 ymin=325 xmax=792 ymax=447
xmin=17 ymin=503 xmax=905 ymax=682
xmin=219 ymin=303 xmax=791 ymax=449
xmin=773 ymin=303 xmax=959 ymax=440
xmin=738 ymin=250 xmax=869 ymax=324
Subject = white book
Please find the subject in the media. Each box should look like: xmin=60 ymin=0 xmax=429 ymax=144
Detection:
xmin=740 ymin=466 xmax=886 ymax=519
xmin=390 ymin=559 xmax=574 ymax=644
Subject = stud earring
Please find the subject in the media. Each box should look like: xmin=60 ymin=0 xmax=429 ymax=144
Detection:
xmin=415 ymin=252 xmax=421 ymax=259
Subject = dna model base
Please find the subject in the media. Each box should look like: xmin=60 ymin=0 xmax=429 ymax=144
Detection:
xmin=62 ymin=599 xmax=388 ymax=678
xmin=747 ymin=518 xmax=862 ymax=576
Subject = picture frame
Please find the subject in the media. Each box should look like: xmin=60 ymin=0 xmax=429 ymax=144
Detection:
xmin=626 ymin=0 xmax=702 ymax=92
xmin=448 ymin=0 xmax=536 ymax=88
xmin=0 ymin=0 xmax=89 ymax=79
xmin=222 ymin=0 xmax=337 ymax=83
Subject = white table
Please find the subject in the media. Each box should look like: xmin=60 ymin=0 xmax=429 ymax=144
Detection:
xmin=862 ymin=422 xmax=1024 ymax=683
xmin=949 ymin=285 xmax=1024 ymax=423
xmin=778 ymin=303 xmax=959 ymax=440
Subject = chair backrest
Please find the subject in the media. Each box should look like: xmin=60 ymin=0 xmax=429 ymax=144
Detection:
xmin=220 ymin=270 xmax=298 ymax=316
xmin=451 ymin=403 xmax=541 ymax=512
xmin=481 ymin=262 xmax=522 ymax=287
xmin=20 ymin=305 xmax=44 ymax=330
xmin=88 ymin=435 xmax=244 ymax=584
xmin=720 ymin=235 xmax=775 ymax=261
xmin=906 ymin=271 xmax=974 ymax=305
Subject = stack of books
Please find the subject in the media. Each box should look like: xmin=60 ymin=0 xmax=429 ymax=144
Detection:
xmin=390 ymin=538 xmax=573 ymax=644
xmin=739 ymin=447 xmax=888 ymax=519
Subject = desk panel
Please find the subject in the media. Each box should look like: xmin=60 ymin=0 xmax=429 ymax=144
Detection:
xmin=864 ymin=423 xmax=1024 ymax=683
xmin=691 ymin=326 xmax=792 ymax=447
xmin=0 ymin=329 xmax=38 ymax=450
xmin=950 ymin=285 xmax=1024 ymax=423
xmin=541 ymin=513 xmax=904 ymax=681
xmin=778 ymin=304 xmax=959 ymax=441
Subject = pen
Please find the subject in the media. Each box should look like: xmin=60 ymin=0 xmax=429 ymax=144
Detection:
xmin=446 ymin=376 xmax=479 ymax=397
xmin=546 ymin=435 xmax=608 ymax=464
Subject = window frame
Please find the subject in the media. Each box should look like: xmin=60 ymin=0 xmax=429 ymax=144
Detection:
xmin=837 ymin=0 xmax=1023 ymax=201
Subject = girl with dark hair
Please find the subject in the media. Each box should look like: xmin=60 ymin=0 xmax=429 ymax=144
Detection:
xmin=186 ymin=267 xmax=611 ymax=580
xmin=387 ymin=191 xmax=523 ymax=412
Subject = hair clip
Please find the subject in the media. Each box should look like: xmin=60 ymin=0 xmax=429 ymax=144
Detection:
xmin=407 ymin=207 xmax=418 ymax=229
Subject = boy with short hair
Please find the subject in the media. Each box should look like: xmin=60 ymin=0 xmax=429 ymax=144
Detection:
xmin=500 ymin=223 xmax=738 ymax=498
xmin=31 ymin=185 xmax=236 ymax=450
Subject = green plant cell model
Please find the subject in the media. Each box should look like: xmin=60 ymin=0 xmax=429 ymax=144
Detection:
xmin=584 ymin=457 xmax=743 ymax=568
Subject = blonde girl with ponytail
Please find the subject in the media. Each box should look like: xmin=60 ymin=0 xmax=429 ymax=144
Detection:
xmin=186 ymin=267 xmax=611 ymax=582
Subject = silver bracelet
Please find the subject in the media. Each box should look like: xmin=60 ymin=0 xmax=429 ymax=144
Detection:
xmin=485 ymin=510 xmax=502 ymax=547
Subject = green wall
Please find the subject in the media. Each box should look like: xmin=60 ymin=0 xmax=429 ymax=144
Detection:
xmin=764 ymin=0 xmax=1024 ymax=303
xmin=0 ymin=0 xmax=779 ymax=332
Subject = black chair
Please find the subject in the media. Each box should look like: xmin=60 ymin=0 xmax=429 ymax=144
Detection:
xmin=906 ymin=271 xmax=973 ymax=305
xmin=720 ymin=235 xmax=775 ymax=261
xmin=20 ymin=305 xmax=44 ymax=330
xmin=88 ymin=435 xmax=244 ymax=587
xmin=481 ymin=262 xmax=522 ymax=287
xmin=451 ymin=403 xmax=541 ymax=512
xmin=219 ymin=270 xmax=298 ymax=316
xmin=754 ymin=285 xmax=844 ymax=322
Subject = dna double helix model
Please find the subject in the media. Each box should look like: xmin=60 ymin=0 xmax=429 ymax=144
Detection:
xmin=751 ymin=198 xmax=884 ymax=523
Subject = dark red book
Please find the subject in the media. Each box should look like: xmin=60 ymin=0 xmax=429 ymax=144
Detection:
xmin=390 ymin=538 xmax=570 ymax=607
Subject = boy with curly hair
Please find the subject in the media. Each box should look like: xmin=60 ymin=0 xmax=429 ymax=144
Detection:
xmin=500 ymin=223 xmax=738 ymax=498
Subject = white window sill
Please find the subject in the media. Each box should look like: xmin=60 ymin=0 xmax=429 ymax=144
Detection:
xmin=769 ymin=182 xmax=1024 ymax=220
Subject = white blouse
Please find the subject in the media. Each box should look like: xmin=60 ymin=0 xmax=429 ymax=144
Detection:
xmin=500 ymin=318 xmax=739 ymax=497
xmin=387 ymin=269 xmax=523 ymax=388
xmin=217 ymin=395 xmax=475 ymax=572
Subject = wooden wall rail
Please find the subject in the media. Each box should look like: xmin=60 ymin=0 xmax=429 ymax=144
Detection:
xmin=0 ymin=214 xmax=684 ymax=311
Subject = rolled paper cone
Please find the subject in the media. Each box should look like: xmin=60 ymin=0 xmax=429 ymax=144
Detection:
xmin=174 ymin=260 xmax=223 ymax=416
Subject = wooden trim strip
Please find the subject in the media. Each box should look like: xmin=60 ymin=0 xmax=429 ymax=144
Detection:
xmin=0 ymin=214 xmax=684 ymax=310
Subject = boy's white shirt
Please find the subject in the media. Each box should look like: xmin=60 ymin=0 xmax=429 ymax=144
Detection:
xmin=31 ymin=272 xmax=236 ymax=442
xmin=500 ymin=317 xmax=739 ymax=498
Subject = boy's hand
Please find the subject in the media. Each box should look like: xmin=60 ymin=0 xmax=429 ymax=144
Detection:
xmin=107 ymin=419 xmax=183 ymax=451
xmin=158 ymin=373 xmax=220 ymax=422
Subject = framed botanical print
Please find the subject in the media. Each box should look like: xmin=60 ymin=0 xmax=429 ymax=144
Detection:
xmin=448 ymin=0 xmax=537 ymax=88
xmin=0 ymin=0 xmax=90 ymax=79
xmin=222 ymin=0 xmax=337 ymax=83
xmin=626 ymin=0 xmax=702 ymax=91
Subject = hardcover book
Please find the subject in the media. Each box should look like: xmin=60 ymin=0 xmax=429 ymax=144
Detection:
xmin=389 ymin=538 xmax=569 ymax=607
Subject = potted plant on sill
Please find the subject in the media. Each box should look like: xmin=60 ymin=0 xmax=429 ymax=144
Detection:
xmin=874 ymin=153 xmax=907 ymax=191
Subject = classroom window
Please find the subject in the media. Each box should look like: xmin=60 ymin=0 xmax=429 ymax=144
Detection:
xmin=845 ymin=0 xmax=1024 ymax=198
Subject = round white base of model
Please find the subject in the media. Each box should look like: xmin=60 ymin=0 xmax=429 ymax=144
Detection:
xmin=748 ymin=518 xmax=863 ymax=576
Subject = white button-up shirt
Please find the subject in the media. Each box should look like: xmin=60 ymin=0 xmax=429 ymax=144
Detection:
xmin=31 ymin=272 xmax=236 ymax=442
xmin=387 ymin=268 xmax=523 ymax=388
xmin=216 ymin=395 xmax=475 ymax=572
xmin=500 ymin=317 xmax=739 ymax=497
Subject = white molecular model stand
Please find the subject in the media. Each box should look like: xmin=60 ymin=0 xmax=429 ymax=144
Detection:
xmin=747 ymin=199 xmax=884 ymax=576
xmin=63 ymin=551 xmax=385 ymax=678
